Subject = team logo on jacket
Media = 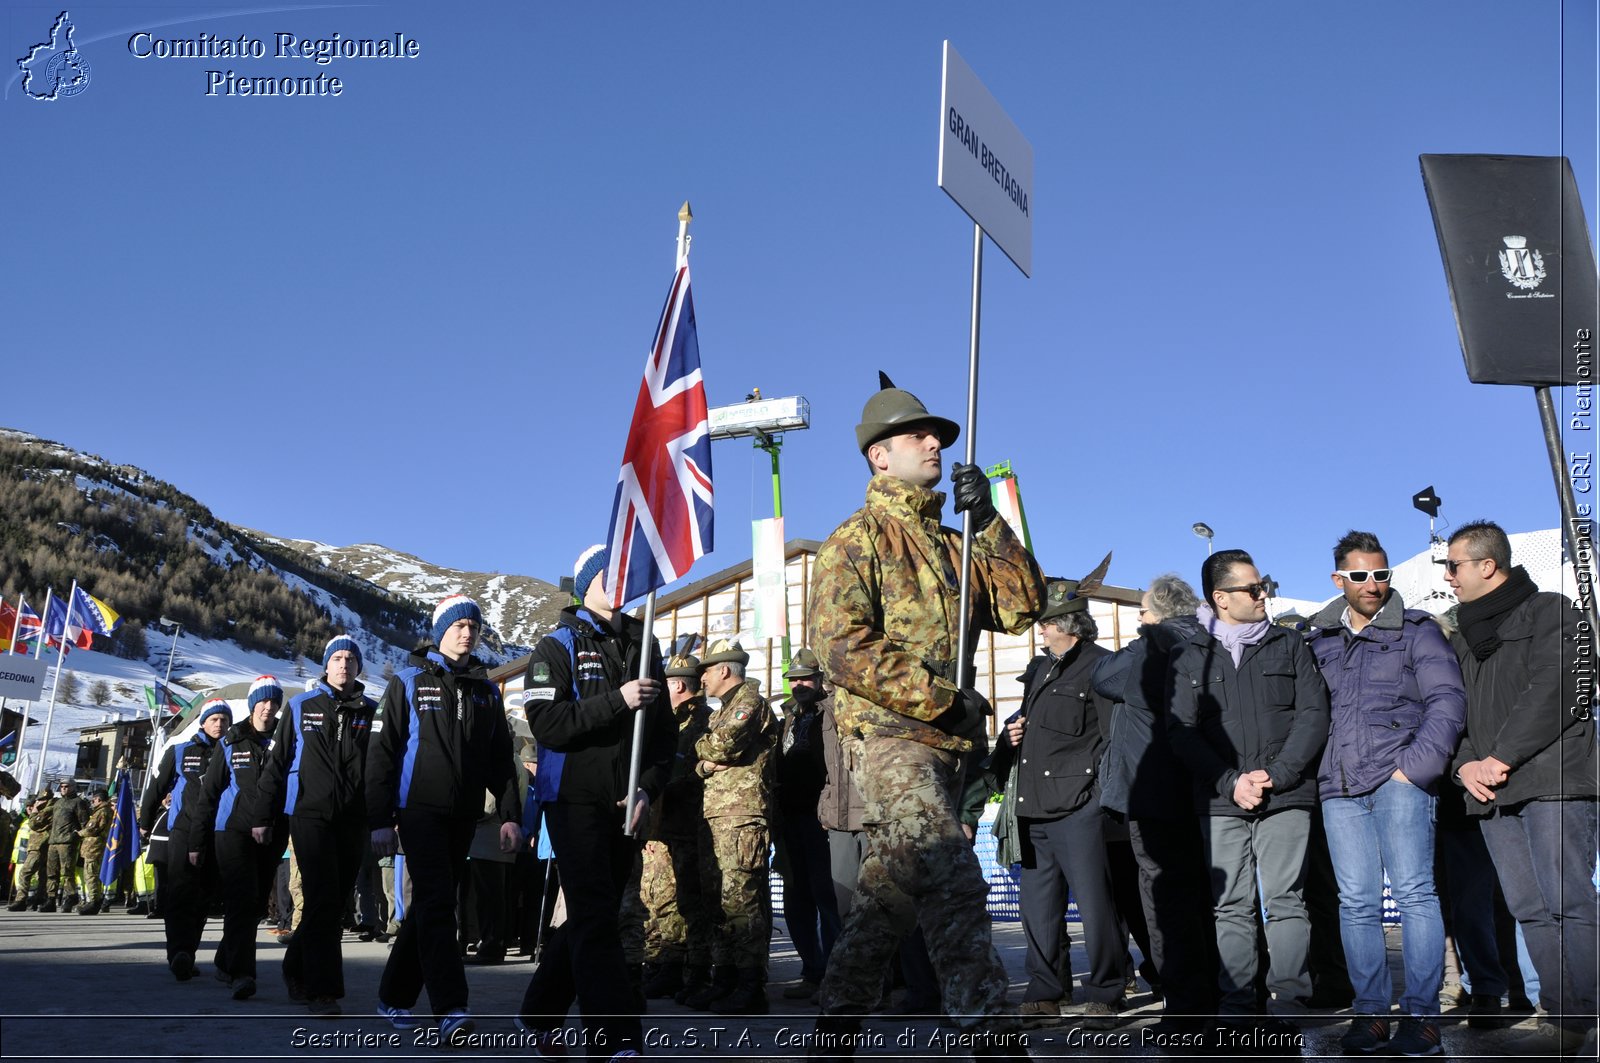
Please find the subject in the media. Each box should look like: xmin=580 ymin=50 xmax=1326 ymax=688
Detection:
xmin=1498 ymin=235 xmax=1547 ymax=290
xmin=530 ymin=662 xmax=551 ymax=684
xmin=416 ymin=690 xmax=444 ymax=712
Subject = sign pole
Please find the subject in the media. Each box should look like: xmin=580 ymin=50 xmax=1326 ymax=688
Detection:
xmin=956 ymin=222 xmax=984 ymax=688
xmin=1536 ymin=386 xmax=1600 ymax=675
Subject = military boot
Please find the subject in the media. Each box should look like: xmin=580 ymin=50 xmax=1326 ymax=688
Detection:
xmin=6 ymin=890 xmax=26 ymax=912
xmin=39 ymin=897 xmax=56 ymax=914
xmin=77 ymin=899 xmax=102 ymax=916
xmin=642 ymin=960 xmax=684 ymax=999
xmin=674 ymin=964 xmax=711 ymax=1005
xmin=682 ymin=965 xmax=736 ymax=1010
xmin=711 ymin=968 xmax=768 ymax=1015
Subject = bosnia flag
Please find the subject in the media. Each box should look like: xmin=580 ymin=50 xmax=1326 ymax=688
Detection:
xmin=100 ymin=769 xmax=141 ymax=886
xmin=69 ymin=587 xmax=122 ymax=638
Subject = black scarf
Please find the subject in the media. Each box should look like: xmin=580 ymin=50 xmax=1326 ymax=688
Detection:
xmin=1456 ymin=565 xmax=1539 ymax=660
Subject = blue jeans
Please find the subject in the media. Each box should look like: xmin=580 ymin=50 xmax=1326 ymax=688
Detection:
xmin=1323 ymin=778 xmax=1444 ymax=1016
xmin=1479 ymin=799 xmax=1599 ymax=1033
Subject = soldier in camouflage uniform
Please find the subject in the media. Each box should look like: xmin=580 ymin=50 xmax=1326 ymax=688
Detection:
xmin=45 ymin=779 xmax=88 ymax=912
xmin=691 ymin=638 xmax=781 ymax=1015
xmin=640 ymin=654 xmax=718 ymax=1000
xmin=8 ymin=792 xmax=54 ymax=910
xmin=806 ymin=378 xmax=1044 ymax=1060
xmin=76 ymin=788 xmax=113 ymax=914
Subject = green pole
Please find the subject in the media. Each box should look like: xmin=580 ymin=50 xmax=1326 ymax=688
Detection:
xmin=756 ymin=432 xmax=792 ymax=695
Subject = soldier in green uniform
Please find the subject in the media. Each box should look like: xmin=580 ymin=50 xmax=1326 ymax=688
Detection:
xmin=8 ymin=792 xmax=53 ymax=910
xmin=691 ymin=638 xmax=781 ymax=1015
xmin=45 ymin=780 xmax=88 ymax=912
xmin=76 ymin=788 xmax=113 ymax=914
xmin=806 ymin=378 xmax=1044 ymax=1060
xmin=639 ymin=654 xmax=717 ymax=1001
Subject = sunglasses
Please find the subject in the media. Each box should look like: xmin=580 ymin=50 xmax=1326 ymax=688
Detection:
xmin=1336 ymin=568 xmax=1392 ymax=584
xmin=1436 ymin=557 xmax=1490 ymax=575
xmin=1218 ymin=583 xmax=1268 ymax=600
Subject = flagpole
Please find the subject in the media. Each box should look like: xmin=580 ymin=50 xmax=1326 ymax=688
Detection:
xmin=33 ymin=580 xmax=77 ymax=791
xmin=955 ymin=222 xmax=983 ymax=688
xmin=13 ymin=588 xmax=48 ymax=790
xmin=622 ymin=201 xmax=694 ymax=839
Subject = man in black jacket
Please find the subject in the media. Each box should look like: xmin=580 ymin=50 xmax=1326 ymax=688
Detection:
xmin=1167 ymin=549 xmax=1329 ymax=1038
xmin=1443 ymin=520 xmax=1598 ymax=1056
xmin=141 ymin=699 xmax=231 ymax=981
xmin=369 ymin=598 xmax=521 ymax=1042
xmin=991 ymin=579 xmax=1120 ymax=1030
xmin=189 ymin=675 xmax=285 ymax=1000
xmin=256 ymin=638 xmax=374 ymax=1017
xmin=517 ymin=545 xmax=674 ymax=1059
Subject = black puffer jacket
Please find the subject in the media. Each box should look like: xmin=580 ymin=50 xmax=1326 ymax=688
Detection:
xmin=1168 ymin=623 xmax=1330 ymax=817
xmin=368 ymin=649 xmax=519 ymax=827
xmin=990 ymin=641 xmax=1112 ymax=818
xmin=1450 ymin=590 xmax=1598 ymax=811
xmin=1093 ymin=614 xmax=1201 ymax=820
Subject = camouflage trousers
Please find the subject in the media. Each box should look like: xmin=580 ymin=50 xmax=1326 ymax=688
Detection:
xmin=705 ymin=816 xmax=771 ymax=971
xmin=817 ymin=736 xmax=1013 ymax=1027
xmin=641 ymin=832 xmax=717 ymax=966
xmin=19 ymin=843 xmax=47 ymax=899
xmin=79 ymin=842 xmax=106 ymax=903
xmin=46 ymin=843 xmax=78 ymax=898
xmin=619 ymin=847 xmax=645 ymax=965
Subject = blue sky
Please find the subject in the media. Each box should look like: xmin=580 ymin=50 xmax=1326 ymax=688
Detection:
xmin=3 ymin=0 xmax=1595 ymax=605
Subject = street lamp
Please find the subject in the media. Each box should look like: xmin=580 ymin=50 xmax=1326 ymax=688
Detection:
xmin=1192 ymin=522 xmax=1215 ymax=556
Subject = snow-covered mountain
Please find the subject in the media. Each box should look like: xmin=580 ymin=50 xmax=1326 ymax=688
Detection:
xmin=245 ymin=534 xmax=564 ymax=652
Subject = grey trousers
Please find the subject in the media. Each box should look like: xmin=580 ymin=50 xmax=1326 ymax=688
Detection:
xmin=1200 ymin=808 xmax=1312 ymax=1016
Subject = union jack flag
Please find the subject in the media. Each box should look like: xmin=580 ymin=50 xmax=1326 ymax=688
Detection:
xmin=604 ymin=263 xmax=714 ymax=609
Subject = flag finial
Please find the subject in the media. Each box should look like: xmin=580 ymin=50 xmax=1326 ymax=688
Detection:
xmin=679 ymin=201 xmax=693 ymax=223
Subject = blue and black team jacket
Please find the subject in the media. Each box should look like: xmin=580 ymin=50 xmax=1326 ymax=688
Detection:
xmin=137 ymin=734 xmax=221 ymax=840
xmin=524 ymin=606 xmax=675 ymax=808
xmin=366 ymin=648 xmax=519 ymax=829
xmin=255 ymin=679 xmax=374 ymax=825
xmin=186 ymin=719 xmax=278 ymax=849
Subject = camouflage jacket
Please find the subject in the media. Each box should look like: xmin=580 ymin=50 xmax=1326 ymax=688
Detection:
xmin=694 ymin=679 xmax=779 ymax=819
xmin=26 ymin=797 xmax=54 ymax=833
xmin=652 ymin=695 xmax=713 ymax=838
xmin=807 ymin=474 xmax=1045 ymax=753
xmin=79 ymin=802 xmax=112 ymax=857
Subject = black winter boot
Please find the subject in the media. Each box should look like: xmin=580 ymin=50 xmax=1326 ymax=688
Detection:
xmin=683 ymin=965 xmax=736 ymax=1010
xmin=77 ymin=899 xmax=102 ymax=916
xmin=674 ymin=964 xmax=710 ymax=1005
xmin=642 ymin=960 xmax=684 ymax=999
xmin=711 ymin=968 xmax=768 ymax=1015
xmin=808 ymin=1013 xmax=864 ymax=1061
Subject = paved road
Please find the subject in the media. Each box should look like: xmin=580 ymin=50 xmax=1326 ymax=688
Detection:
xmin=0 ymin=907 xmax=1548 ymax=1060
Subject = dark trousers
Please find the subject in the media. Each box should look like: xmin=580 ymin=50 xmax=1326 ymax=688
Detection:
xmin=380 ymin=808 xmax=475 ymax=1016
xmin=1128 ymin=816 xmax=1218 ymax=1016
xmin=461 ymin=858 xmax=515 ymax=952
xmin=1438 ymin=820 xmax=1511 ymax=998
xmin=520 ymin=800 xmax=642 ymax=1053
xmin=1019 ymin=801 xmax=1123 ymax=1005
xmin=1304 ymin=805 xmax=1353 ymax=1003
xmin=515 ymin=850 xmax=559 ymax=955
xmin=163 ymin=830 xmax=217 ymax=963
xmin=285 ymin=813 xmax=365 ymax=1000
xmin=214 ymin=828 xmax=283 ymax=980
xmin=1105 ymin=832 xmax=1156 ymax=986
xmin=780 ymin=813 xmax=843 ymax=984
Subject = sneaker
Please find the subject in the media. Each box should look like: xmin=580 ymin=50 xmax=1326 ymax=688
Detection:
xmin=376 ymin=1002 xmax=417 ymax=1031
xmin=214 ymin=963 xmax=232 ymax=984
xmin=439 ymin=1009 xmax=475 ymax=1045
xmin=1339 ymin=1014 xmax=1390 ymax=1054
xmin=512 ymin=1018 xmax=566 ymax=1058
xmin=1017 ymin=999 xmax=1060 ymax=1028
xmin=306 ymin=997 xmax=341 ymax=1018
xmin=170 ymin=952 xmax=195 ymax=982
xmin=1467 ymin=993 xmax=1509 ymax=1029
xmin=1080 ymin=1001 xmax=1119 ymax=1032
xmin=1505 ymin=1022 xmax=1587 ymax=1057
xmin=354 ymin=924 xmax=376 ymax=942
xmin=608 ymin=1052 xmax=641 ymax=1062
xmin=1386 ymin=1017 xmax=1442 ymax=1057
xmin=230 ymin=976 xmax=256 ymax=1001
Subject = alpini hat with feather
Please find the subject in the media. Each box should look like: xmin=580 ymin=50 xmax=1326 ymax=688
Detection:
xmin=1039 ymin=552 xmax=1113 ymax=622
xmin=665 ymin=654 xmax=702 ymax=679
xmin=699 ymin=638 xmax=749 ymax=668
xmin=855 ymin=371 xmax=960 ymax=454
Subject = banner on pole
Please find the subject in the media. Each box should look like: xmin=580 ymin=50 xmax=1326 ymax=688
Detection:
xmin=1420 ymin=154 xmax=1597 ymax=387
xmin=0 ymin=656 xmax=48 ymax=701
xmin=749 ymin=517 xmax=788 ymax=643
xmin=937 ymin=40 xmax=1034 ymax=277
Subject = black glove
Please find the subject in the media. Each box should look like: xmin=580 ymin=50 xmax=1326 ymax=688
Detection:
xmin=950 ymin=463 xmax=998 ymax=533
xmin=931 ymin=686 xmax=993 ymax=737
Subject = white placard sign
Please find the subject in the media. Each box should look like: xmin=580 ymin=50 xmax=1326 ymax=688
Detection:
xmin=0 ymin=656 xmax=47 ymax=701
xmin=937 ymin=40 xmax=1033 ymax=277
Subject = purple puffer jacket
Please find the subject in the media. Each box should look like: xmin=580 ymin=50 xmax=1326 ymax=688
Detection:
xmin=1306 ymin=593 xmax=1466 ymax=800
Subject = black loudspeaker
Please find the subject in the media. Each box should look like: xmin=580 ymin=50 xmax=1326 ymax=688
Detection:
xmin=1420 ymin=154 xmax=1597 ymax=387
